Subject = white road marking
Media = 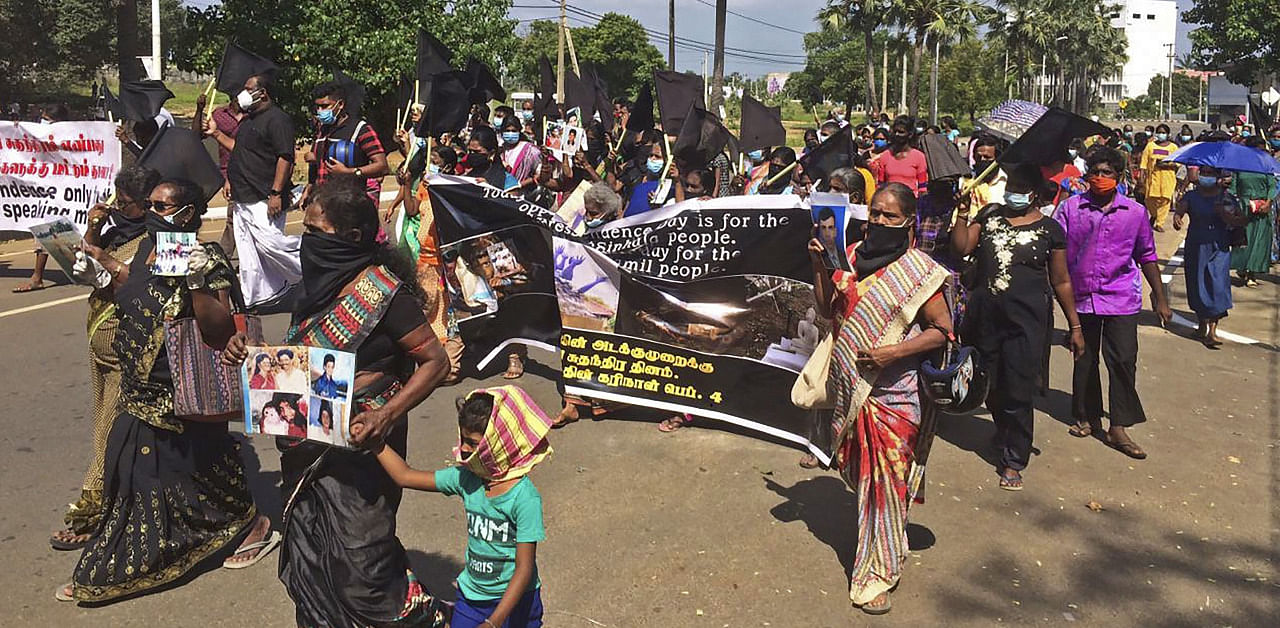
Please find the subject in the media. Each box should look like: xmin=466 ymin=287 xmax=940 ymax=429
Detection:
xmin=0 ymin=293 xmax=89 ymax=319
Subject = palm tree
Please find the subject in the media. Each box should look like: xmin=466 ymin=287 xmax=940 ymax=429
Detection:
xmin=988 ymin=0 xmax=1052 ymax=100
xmin=921 ymin=0 xmax=989 ymax=122
xmin=819 ymin=0 xmax=891 ymax=116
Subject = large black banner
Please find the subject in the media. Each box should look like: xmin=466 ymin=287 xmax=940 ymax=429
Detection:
xmin=427 ymin=177 xmax=834 ymax=462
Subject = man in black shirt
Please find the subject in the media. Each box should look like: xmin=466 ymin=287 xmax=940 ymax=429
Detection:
xmin=207 ymin=73 xmax=301 ymax=308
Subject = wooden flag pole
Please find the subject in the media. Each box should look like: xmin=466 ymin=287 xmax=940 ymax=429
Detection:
xmin=565 ymin=26 xmax=581 ymax=77
xmin=960 ymin=160 xmax=999 ymax=195
xmin=658 ymin=133 xmax=674 ymax=181
xmin=414 ymin=80 xmax=421 ymax=107
xmin=202 ymin=77 xmax=217 ymax=123
xmin=401 ymin=98 xmax=415 ymax=130
xmin=763 ymin=160 xmax=796 ymax=187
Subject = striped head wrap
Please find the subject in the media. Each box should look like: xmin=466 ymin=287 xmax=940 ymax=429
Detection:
xmin=455 ymin=385 xmax=553 ymax=482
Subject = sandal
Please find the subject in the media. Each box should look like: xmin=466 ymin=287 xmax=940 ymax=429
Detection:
xmin=1105 ymin=434 xmax=1147 ymax=460
xmin=657 ymin=413 xmax=693 ymax=433
xmin=859 ymin=592 xmax=892 ymax=615
xmin=503 ymin=355 xmax=524 ymax=380
xmin=798 ymin=453 xmax=821 ymax=469
xmin=998 ymin=468 xmax=1023 ymax=491
xmin=54 ymin=583 xmax=75 ymax=602
xmin=222 ymin=530 xmax=281 ymax=569
xmin=1067 ymin=420 xmax=1100 ymax=438
xmin=552 ymin=404 xmax=580 ymax=429
xmin=49 ymin=528 xmax=92 ymax=551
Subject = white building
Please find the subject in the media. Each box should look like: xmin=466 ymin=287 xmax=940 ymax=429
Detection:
xmin=1099 ymin=0 xmax=1178 ymax=104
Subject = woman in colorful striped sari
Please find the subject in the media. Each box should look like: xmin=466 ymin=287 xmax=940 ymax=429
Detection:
xmin=809 ymin=182 xmax=953 ymax=615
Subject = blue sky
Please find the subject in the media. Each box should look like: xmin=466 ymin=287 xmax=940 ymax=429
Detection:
xmin=185 ymin=0 xmax=1201 ymax=77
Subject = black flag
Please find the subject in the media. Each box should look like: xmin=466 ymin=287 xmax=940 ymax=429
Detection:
xmin=138 ymin=126 xmax=223 ymax=203
xmin=999 ymin=106 xmax=1110 ymax=166
xmin=465 ymin=58 xmax=506 ymax=104
xmin=333 ymin=70 xmax=366 ymax=118
xmin=215 ymin=43 xmax=279 ymax=96
xmin=563 ymin=68 xmax=596 ymax=123
xmin=416 ymin=29 xmax=454 ymax=79
xmin=583 ymin=64 xmax=614 ymax=133
xmin=739 ymin=95 xmax=785 ymax=153
xmin=920 ymin=134 xmax=971 ymax=181
xmin=673 ymin=104 xmax=732 ymax=171
xmin=626 ymin=83 xmax=655 ymax=133
xmin=419 ymin=70 xmax=472 ymax=137
xmin=797 ymin=126 xmax=854 ymax=184
xmin=654 ymin=70 xmax=704 ymax=135
xmin=102 ymin=81 xmax=174 ymax=123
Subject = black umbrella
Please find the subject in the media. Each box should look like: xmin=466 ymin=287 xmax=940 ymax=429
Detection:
xmin=673 ymin=104 xmax=732 ymax=171
xmin=999 ymin=106 xmax=1111 ymax=166
xmin=465 ymin=57 xmax=506 ymax=105
xmin=138 ymin=126 xmax=223 ymax=204
xmin=797 ymin=125 xmax=854 ymax=183
xmin=739 ymin=94 xmax=785 ymax=153
xmin=215 ymin=43 xmax=279 ymax=96
xmin=102 ymin=80 xmax=174 ymax=123
xmin=654 ymin=70 xmax=704 ymax=135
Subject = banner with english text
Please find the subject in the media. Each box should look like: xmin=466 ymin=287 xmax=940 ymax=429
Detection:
xmin=426 ymin=176 xmax=835 ymax=463
xmin=0 ymin=122 xmax=121 ymax=233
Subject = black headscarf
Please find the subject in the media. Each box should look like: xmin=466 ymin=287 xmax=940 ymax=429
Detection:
xmin=291 ymin=230 xmax=377 ymax=324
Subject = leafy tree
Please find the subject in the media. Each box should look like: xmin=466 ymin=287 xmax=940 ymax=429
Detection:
xmin=512 ymin=13 xmax=663 ymax=99
xmin=1184 ymin=0 xmax=1280 ymax=86
xmin=937 ymin=39 xmax=1000 ymax=122
xmin=786 ymin=20 xmax=868 ymax=109
xmin=817 ymin=0 xmax=892 ymax=115
xmin=1145 ymin=73 xmax=1201 ymax=114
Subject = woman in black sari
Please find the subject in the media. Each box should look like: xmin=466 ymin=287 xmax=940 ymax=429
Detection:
xmin=225 ymin=174 xmax=451 ymax=627
xmin=59 ymin=178 xmax=274 ymax=602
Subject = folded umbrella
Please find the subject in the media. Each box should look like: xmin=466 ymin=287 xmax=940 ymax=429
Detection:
xmin=102 ymin=81 xmax=174 ymax=123
xmin=215 ymin=43 xmax=279 ymax=96
xmin=1167 ymin=140 xmax=1280 ymax=175
xmin=138 ymin=126 xmax=223 ymax=204
xmin=999 ymin=106 xmax=1110 ymax=167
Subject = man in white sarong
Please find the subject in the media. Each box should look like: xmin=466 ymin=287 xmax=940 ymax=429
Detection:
xmin=207 ymin=73 xmax=301 ymax=307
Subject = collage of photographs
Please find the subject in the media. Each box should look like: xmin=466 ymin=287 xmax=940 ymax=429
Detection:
xmin=241 ymin=345 xmax=357 ymax=447
xmin=543 ymin=106 xmax=586 ymax=158
xmin=442 ymin=226 xmax=551 ymax=324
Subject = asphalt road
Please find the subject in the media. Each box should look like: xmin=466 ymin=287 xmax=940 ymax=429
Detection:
xmin=0 ymin=218 xmax=1275 ymax=627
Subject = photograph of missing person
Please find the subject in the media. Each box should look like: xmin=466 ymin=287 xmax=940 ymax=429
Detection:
xmin=246 ymin=346 xmax=309 ymax=394
xmin=246 ymin=390 xmax=309 ymax=439
xmin=561 ymin=124 xmax=585 ymax=157
xmin=543 ymin=120 xmax=564 ymax=153
xmin=29 ymin=218 xmax=82 ymax=279
xmin=554 ymin=239 xmax=620 ymax=332
xmin=307 ymin=398 xmax=349 ymax=447
xmin=153 ymin=231 xmax=198 ymax=277
xmin=614 ymin=274 xmax=827 ymax=367
xmin=442 ymin=226 xmax=553 ymax=322
xmin=564 ymin=106 xmax=581 ymax=127
xmin=309 ymin=350 xmax=354 ymax=400
xmin=809 ymin=192 xmax=853 ymax=272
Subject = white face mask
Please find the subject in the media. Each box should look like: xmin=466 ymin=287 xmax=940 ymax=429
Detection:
xmin=236 ymin=89 xmax=259 ymax=110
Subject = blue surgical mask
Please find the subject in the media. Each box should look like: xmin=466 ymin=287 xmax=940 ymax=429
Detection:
xmin=1241 ymin=131 xmax=1251 ymax=138
xmin=502 ymin=131 xmax=520 ymax=145
xmin=646 ymin=158 xmax=664 ymax=174
xmin=521 ymin=110 xmax=533 ymax=121
xmin=873 ymin=139 xmax=888 ymax=149
xmin=748 ymin=149 xmax=764 ymax=162
xmin=1003 ymin=191 xmax=1033 ymax=211
xmin=586 ymin=217 xmax=605 ymax=228
xmin=428 ymin=164 xmax=441 ymax=174
xmin=492 ymin=116 xmax=504 ymax=128
xmin=1198 ymin=175 xmax=1218 ymax=188
xmin=316 ymin=108 xmax=336 ymax=125
xmin=1270 ymin=138 xmax=1280 ymax=149
xmin=1155 ymin=133 xmax=1168 ymax=142
xmin=1180 ymin=135 xmax=1193 ymax=143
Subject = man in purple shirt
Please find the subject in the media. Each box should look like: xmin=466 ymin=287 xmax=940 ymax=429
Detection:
xmin=1054 ymin=146 xmax=1171 ymax=460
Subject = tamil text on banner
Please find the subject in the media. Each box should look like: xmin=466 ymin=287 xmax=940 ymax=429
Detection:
xmin=0 ymin=121 xmax=121 ymax=232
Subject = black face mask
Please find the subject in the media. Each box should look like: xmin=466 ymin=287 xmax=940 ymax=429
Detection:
xmin=293 ymin=231 xmax=377 ymax=324
xmin=467 ymin=151 xmax=491 ymax=172
xmin=805 ymin=139 xmax=819 ymax=150
xmin=855 ymin=221 xmax=912 ymax=278
xmin=973 ymin=160 xmax=994 ymax=177
xmin=106 ymin=207 xmax=148 ymax=244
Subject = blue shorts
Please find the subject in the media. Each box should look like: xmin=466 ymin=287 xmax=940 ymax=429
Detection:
xmin=451 ymin=588 xmax=543 ymax=628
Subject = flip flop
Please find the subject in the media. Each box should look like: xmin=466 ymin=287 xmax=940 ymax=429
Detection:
xmin=1067 ymin=421 xmax=1099 ymax=438
xmin=658 ymin=414 xmax=693 ymax=433
xmin=1105 ymin=435 xmax=1147 ymax=460
xmin=502 ymin=356 xmax=524 ymax=380
xmin=54 ymin=583 xmax=74 ymax=602
xmin=798 ymin=453 xmax=821 ymax=469
xmin=49 ymin=529 xmax=91 ymax=551
xmin=222 ymin=530 xmax=282 ymax=569
xmin=998 ymin=468 xmax=1024 ymax=491
xmin=859 ymin=593 xmax=892 ymax=615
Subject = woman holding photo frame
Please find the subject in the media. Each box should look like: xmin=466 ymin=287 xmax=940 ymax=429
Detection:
xmin=224 ymin=175 xmax=452 ymax=627
xmin=58 ymin=178 xmax=276 ymax=603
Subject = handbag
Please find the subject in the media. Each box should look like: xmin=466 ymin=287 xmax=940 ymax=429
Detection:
xmin=166 ymin=281 xmax=264 ymax=421
xmin=791 ymin=333 xmax=835 ymax=410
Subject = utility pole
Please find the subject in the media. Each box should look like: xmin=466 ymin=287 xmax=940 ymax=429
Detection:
xmin=930 ymin=37 xmax=939 ymax=124
xmin=557 ymin=0 xmax=566 ymax=104
xmin=709 ymin=0 xmax=726 ymax=112
xmin=668 ymin=0 xmax=676 ymax=71
xmin=150 ymin=0 xmax=161 ymax=79
xmin=702 ymin=52 xmax=709 ymax=107
xmin=899 ymin=48 xmax=907 ymax=113
xmin=1165 ymin=43 xmax=1175 ymax=120
xmin=881 ymin=45 xmax=888 ymax=114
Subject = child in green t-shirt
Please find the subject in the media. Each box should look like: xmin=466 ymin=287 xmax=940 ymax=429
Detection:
xmin=377 ymin=385 xmax=553 ymax=628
